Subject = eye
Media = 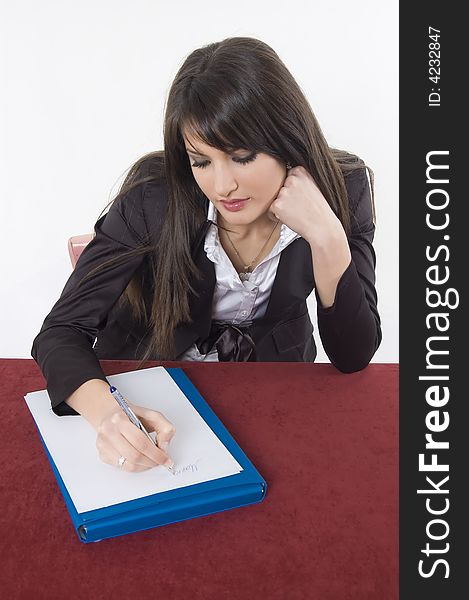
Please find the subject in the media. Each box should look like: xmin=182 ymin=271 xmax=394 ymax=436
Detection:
xmin=191 ymin=152 xmax=258 ymax=169
xmin=191 ymin=159 xmax=210 ymax=169
xmin=235 ymin=153 xmax=257 ymax=165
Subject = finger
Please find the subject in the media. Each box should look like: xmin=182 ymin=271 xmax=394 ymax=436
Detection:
xmin=96 ymin=441 xmax=151 ymax=472
xmin=111 ymin=429 xmax=158 ymax=469
xmin=132 ymin=406 xmax=177 ymax=451
xmin=101 ymin=411 xmax=163 ymax=467
xmin=96 ymin=411 xmax=172 ymax=470
xmin=267 ymin=209 xmax=279 ymax=223
xmin=266 ymin=199 xmax=281 ymax=222
xmin=270 ymin=207 xmax=282 ymax=222
xmin=117 ymin=458 xmax=150 ymax=473
xmin=118 ymin=418 xmax=173 ymax=467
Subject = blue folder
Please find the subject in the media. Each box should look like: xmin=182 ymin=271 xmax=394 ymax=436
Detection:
xmin=37 ymin=368 xmax=267 ymax=543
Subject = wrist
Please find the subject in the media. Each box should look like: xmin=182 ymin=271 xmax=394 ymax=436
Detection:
xmin=305 ymin=221 xmax=348 ymax=254
xmin=65 ymin=379 xmax=117 ymax=430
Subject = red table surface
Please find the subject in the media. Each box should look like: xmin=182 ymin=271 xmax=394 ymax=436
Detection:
xmin=0 ymin=360 xmax=398 ymax=600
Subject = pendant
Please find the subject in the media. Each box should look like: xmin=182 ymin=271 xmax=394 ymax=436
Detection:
xmin=239 ymin=271 xmax=251 ymax=282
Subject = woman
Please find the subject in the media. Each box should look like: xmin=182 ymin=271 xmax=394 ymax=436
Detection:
xmin=31 ymin=36 xmax=381 ymax=473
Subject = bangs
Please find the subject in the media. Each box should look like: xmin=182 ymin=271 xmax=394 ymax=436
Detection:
xmin=180 ymin=89 xmax=266 ymax=154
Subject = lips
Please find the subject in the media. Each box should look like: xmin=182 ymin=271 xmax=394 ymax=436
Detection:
xmin=220 ymin=198 xmax=250 ymax=212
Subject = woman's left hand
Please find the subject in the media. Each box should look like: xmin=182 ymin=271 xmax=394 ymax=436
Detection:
xmin=270 ymin=165 xmax=352 ymax=308
xmin=269 ymin=165 xmax=344 ymax=247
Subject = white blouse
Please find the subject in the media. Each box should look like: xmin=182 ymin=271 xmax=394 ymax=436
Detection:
xmin=176 ymin=202 xmax=301 ymax=361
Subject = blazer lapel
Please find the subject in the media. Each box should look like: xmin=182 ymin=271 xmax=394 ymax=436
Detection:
xmin=173 ymin=219 xmax=216 ymax=353
xmin=174 ymin=226 xmax=314 ymax=355
xmin=262 ymin=237 xmax=314 ymax=323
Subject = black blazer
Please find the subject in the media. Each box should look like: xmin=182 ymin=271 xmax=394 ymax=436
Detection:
xmin=31 ymin=162 xmax=381 ymax=415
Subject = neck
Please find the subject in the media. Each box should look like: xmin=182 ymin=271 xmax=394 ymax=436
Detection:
xmin=217 ymin=211 xmax=278 ymax=240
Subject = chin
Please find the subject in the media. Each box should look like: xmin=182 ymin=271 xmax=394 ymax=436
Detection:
xmin=223 ymin=213 xmax=258 ymax=226
xmin=219 ymin=206 xmax=266 ymax=223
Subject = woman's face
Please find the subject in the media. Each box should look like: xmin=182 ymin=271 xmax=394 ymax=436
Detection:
xmin=183 ymin=129 xmax=287 ymax=226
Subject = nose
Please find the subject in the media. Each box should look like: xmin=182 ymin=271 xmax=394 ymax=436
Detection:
xmin=213 ymin=162 xmax=238 ymax=198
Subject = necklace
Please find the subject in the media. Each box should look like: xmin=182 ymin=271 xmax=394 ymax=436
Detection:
xmin=223 ymin=218 xmax=280 ymax=282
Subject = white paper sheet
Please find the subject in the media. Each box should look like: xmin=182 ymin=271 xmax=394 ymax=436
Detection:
xmin=24 ymin=367 xmax=243 ymax=513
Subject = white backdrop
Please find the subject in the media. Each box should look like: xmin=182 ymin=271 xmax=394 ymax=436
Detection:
xmin=0 ymin=0 xmax=398 ymax=361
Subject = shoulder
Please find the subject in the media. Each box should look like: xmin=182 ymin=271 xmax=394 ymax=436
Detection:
xmin=331 ymin=149 xmax=371 ymax=213
xmin=100 ymin=155 xmax=170 ymax=246
xmin=139 ymin=154 xmax=169 ymax=207
xmin=341 ymin=161 xmax=374 ymax=233
xmin=343 ymin=165 xmax=370 ymax=211
xmin=119 ymin=155 xmax=170 ymax=235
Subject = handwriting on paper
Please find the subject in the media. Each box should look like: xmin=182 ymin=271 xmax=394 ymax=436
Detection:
xmin=171 ymin=459 xmax=202 ymax=477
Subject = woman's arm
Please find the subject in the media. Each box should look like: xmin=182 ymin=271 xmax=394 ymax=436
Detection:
xmin=31 ymin=163 xmax=159 ymax=415
xmin=314 ymin=168 xmax=382 ymax=372
xmin=65 ymin=379 xmax=120 ymax=428
xmin=269 ymin=164 xmax=381 ymax=372
xmin=65 ymin=378 xmax=175 ymax=471
xmin=305 ymin=219 xmax=351 ymax=309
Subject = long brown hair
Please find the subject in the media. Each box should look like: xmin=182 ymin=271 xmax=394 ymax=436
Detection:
xmin=80 ymin=36 xmax=375 ymax=363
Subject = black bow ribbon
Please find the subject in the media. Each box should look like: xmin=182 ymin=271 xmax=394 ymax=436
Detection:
xmin=197 ymin=322 xmax=256 ymax=361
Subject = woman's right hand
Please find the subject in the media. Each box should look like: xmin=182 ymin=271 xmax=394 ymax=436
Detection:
xmin=64 ymin=379 xmax=176 ymax=473
xmin=95 ymin=403 xmax=176 ymax=472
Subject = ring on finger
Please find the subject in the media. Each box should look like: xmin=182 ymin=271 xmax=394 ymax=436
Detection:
xmin=118 ymin=455 xmax=127 ymax=469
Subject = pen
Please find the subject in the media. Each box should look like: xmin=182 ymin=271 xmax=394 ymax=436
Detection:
xmin=108 ymin=385 xmax=174 ymax=474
